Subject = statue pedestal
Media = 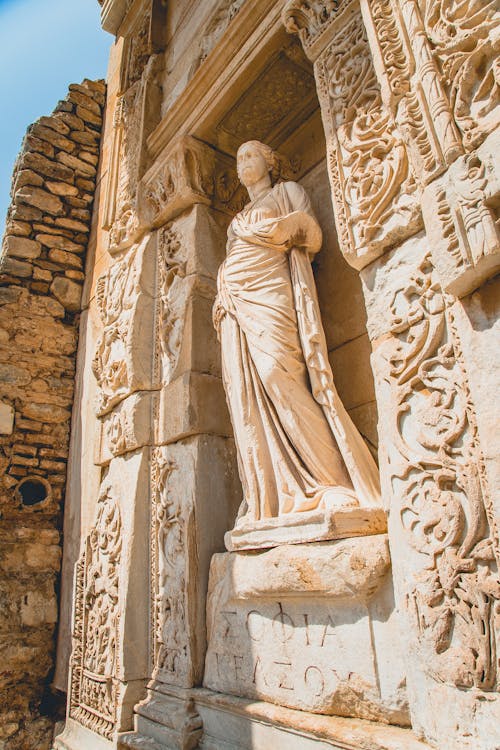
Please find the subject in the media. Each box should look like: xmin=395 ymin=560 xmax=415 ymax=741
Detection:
xmin=203 ymin=535 xmax=409 ymax=725
xmin=225 ymin=506 xmax=387 ymax=551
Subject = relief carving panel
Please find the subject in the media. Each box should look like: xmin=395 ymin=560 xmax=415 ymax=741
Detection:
xmin=422 ymin=130 xmax=500 ymax=296
xmin=92 ymin=234 xmax=156 ymax=417
xmin=69 ymin=480 xmax=122 ymax=739
xmin=421 ymin=0 xmax=499 ymax=151
xmin=373 ymin=252 xmax=500 ymax=693
xmin=314 ymin=10 xmax=422 ymax=268
xmin=139 ymin=136 xmax=214 ymax=228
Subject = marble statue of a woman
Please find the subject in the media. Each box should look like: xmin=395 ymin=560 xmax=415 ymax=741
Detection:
xmin=214 ymin=141 xmax=383 ymax=550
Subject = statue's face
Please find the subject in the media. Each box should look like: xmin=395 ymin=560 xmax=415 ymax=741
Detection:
xmin=237 ymin=143 xmax=269 ymax=188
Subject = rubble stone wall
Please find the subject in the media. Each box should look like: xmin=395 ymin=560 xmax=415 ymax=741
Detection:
xmin=0 ymin=79 xmax=106 ymax=750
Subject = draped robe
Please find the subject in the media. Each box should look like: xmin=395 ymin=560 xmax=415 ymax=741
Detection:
xmin=214 ymin=181 xmax=381 ymax=523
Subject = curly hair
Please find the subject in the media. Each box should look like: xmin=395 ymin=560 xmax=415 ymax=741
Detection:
xmin=236 ymin=140 xmax=286 ymax=185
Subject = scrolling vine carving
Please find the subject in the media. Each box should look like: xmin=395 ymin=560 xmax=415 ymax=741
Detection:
xmin=151 ymin=448 xmax=191 ymax=684
xmin=315 ymin=11 xmax=421 ymax=268
xmin=422 ymin=0 xmax=500 ymax=150
xmin=386 ymin=256 xmax=500 ymax=690
xmin=69 ymin=482 xmax=122 ymax=739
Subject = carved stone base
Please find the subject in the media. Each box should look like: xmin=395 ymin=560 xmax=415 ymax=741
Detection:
xmin=53 ymin=718 xmax=114 ymax=750
xmin=225 ymin=506 xmax=387 ymax=551
xmin=195 ymin=689 xmax=432 ymax=750
xmin=203 ymin=535 xmax=409 ymax=725
xmin=118 ymin=683 xmax=202 ymax=750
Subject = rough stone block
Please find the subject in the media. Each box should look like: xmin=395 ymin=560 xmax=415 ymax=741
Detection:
xmin=3 ymin=236 xmax=42 ymax=260
xmin=50 ymin=277 xmax=82 ymax=312
xmin=16 ymin=185 xmax=64 ymax=216
xmin=0 ymin=402 xmax=14 ymax=435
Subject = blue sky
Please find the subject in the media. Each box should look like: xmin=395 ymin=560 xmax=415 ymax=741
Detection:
xmin=0 ymin=0 xmax=111 ymax=238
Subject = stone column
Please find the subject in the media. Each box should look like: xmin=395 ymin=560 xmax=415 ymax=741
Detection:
xmin=283 ymin=1 xmax=500 ymax=748
xmin=116 ymin=136 xmax=241 ymax=750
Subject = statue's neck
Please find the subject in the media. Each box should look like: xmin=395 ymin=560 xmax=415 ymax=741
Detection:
xmin=246 ymin=175 xmax=272 ymax=202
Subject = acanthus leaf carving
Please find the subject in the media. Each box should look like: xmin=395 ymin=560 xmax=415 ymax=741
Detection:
xmin=139 ymin=136 xmax=215 ymax=228
xmin=282 ymin=0 xmax=348 ymax=58
xmin=382 ymin=254 xmax=500 ymax=692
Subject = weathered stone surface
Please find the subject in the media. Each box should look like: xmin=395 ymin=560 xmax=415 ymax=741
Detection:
xmin=13 ymin=169 xmax=44 ymax=191
xmin=0 ymin=402 xmax=15 ymax=435
xmin=29 ymin=123 xmax=76 ymax=153
xmin=0 ymin=75 xmax=105 ymax=750
xmin=36 ymin=233 xmax=84 ymax=253
xmin=16 ymin=185 xmax=64 ymax=215
xmin=204 ymin=537 xmax=408 ymax=724
xmin=37 ymin=115 xmax=71 ymax=135
xmin=75 ymin=105 xmax=102 ymax=127
xmin=23 ymin=152 xmax=74 ymax=182
xmin=2 ymin=236 xmax=41 ymax=260
xmin=50 ymin=277 xmax=82 ymax=312
xmin=45 ymin=181 xmax=79 ymax=197
xmin=56 ymin=151 xmax=97 ymax=176
xmin=1 ymin=256 xmax=32 ymax=278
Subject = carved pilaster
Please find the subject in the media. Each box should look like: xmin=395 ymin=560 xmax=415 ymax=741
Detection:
xmin=119 ymin=137 xmax=241 ymax=749
xmin=360 ymin=235 xmax=500 ymax=748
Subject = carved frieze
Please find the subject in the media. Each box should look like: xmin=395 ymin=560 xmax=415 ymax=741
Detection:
xmin=139 ymin=136 xmax=214 ymax=228
xmin=96 ymin=391 xmax=157 ymax=465
xmin=69 ymin=480 xmax=122 ymax=739
xmin=376 ymin=252 xmax=500 ymax=692
xmin=103 ymin=2 xmax=165 ymax=253
xmin=92 ymin=235 xmax=156 ymax=417
xmin=363 ymin=0 xmax=463 ymax=185
xmin=151 ymin=446 xmax=192 ymax=687
xmin=282 ymin=0 xmax=355 ymax=61
xmin=190 ymin=0 xmax=246 ymax=76
xmin=314 ymin=11 xmax=421 ymax=268
xmin=421 ymin=130 xmax=500 ymax=296
xmin=421 ymin=0 xmax=499 ymax=151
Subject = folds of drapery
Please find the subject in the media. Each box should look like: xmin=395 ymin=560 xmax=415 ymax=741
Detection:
xmin=289 ymin=246 xmax=382 ymax=507
xmin=216 ymin=179 xmax=382 ymax=511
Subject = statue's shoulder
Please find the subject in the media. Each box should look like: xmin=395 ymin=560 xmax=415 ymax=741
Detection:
xmin=275 ymin=180 xmax=312 ymax=211
xmin=279 ymin=180 xmax=306 ymax=196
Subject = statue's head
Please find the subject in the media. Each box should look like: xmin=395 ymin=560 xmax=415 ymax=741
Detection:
xmin=236 ymin=140 xmax=280 ymax=188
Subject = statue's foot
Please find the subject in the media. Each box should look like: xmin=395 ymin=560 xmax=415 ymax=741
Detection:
xmin=320 ymin=487 xmax=359 ymax=511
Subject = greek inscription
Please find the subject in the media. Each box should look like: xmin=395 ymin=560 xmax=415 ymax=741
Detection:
xmin=319 ymin=614 xmax=336 ymax=647
xmin=246 ymin=610 xmax=265 ymax=642
xmin=221 ymin=610 xmax=237 ymax=638
xmin=304 ymin=665 xmax=325 ymax=697
xmin=302 ymin=613 xmax=311 ymax=645
xmin=215 ymin=652 xmax=222 ymax=679
xmin=272 ymin=603 xmax=295 ymax=643
xmin=275 ymin=660 xmax=294 ymax=691
xmin=233 ymin=654 xmax=244 ymax=680
xmin=252 ymin=655 xmax=269 ymax=687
